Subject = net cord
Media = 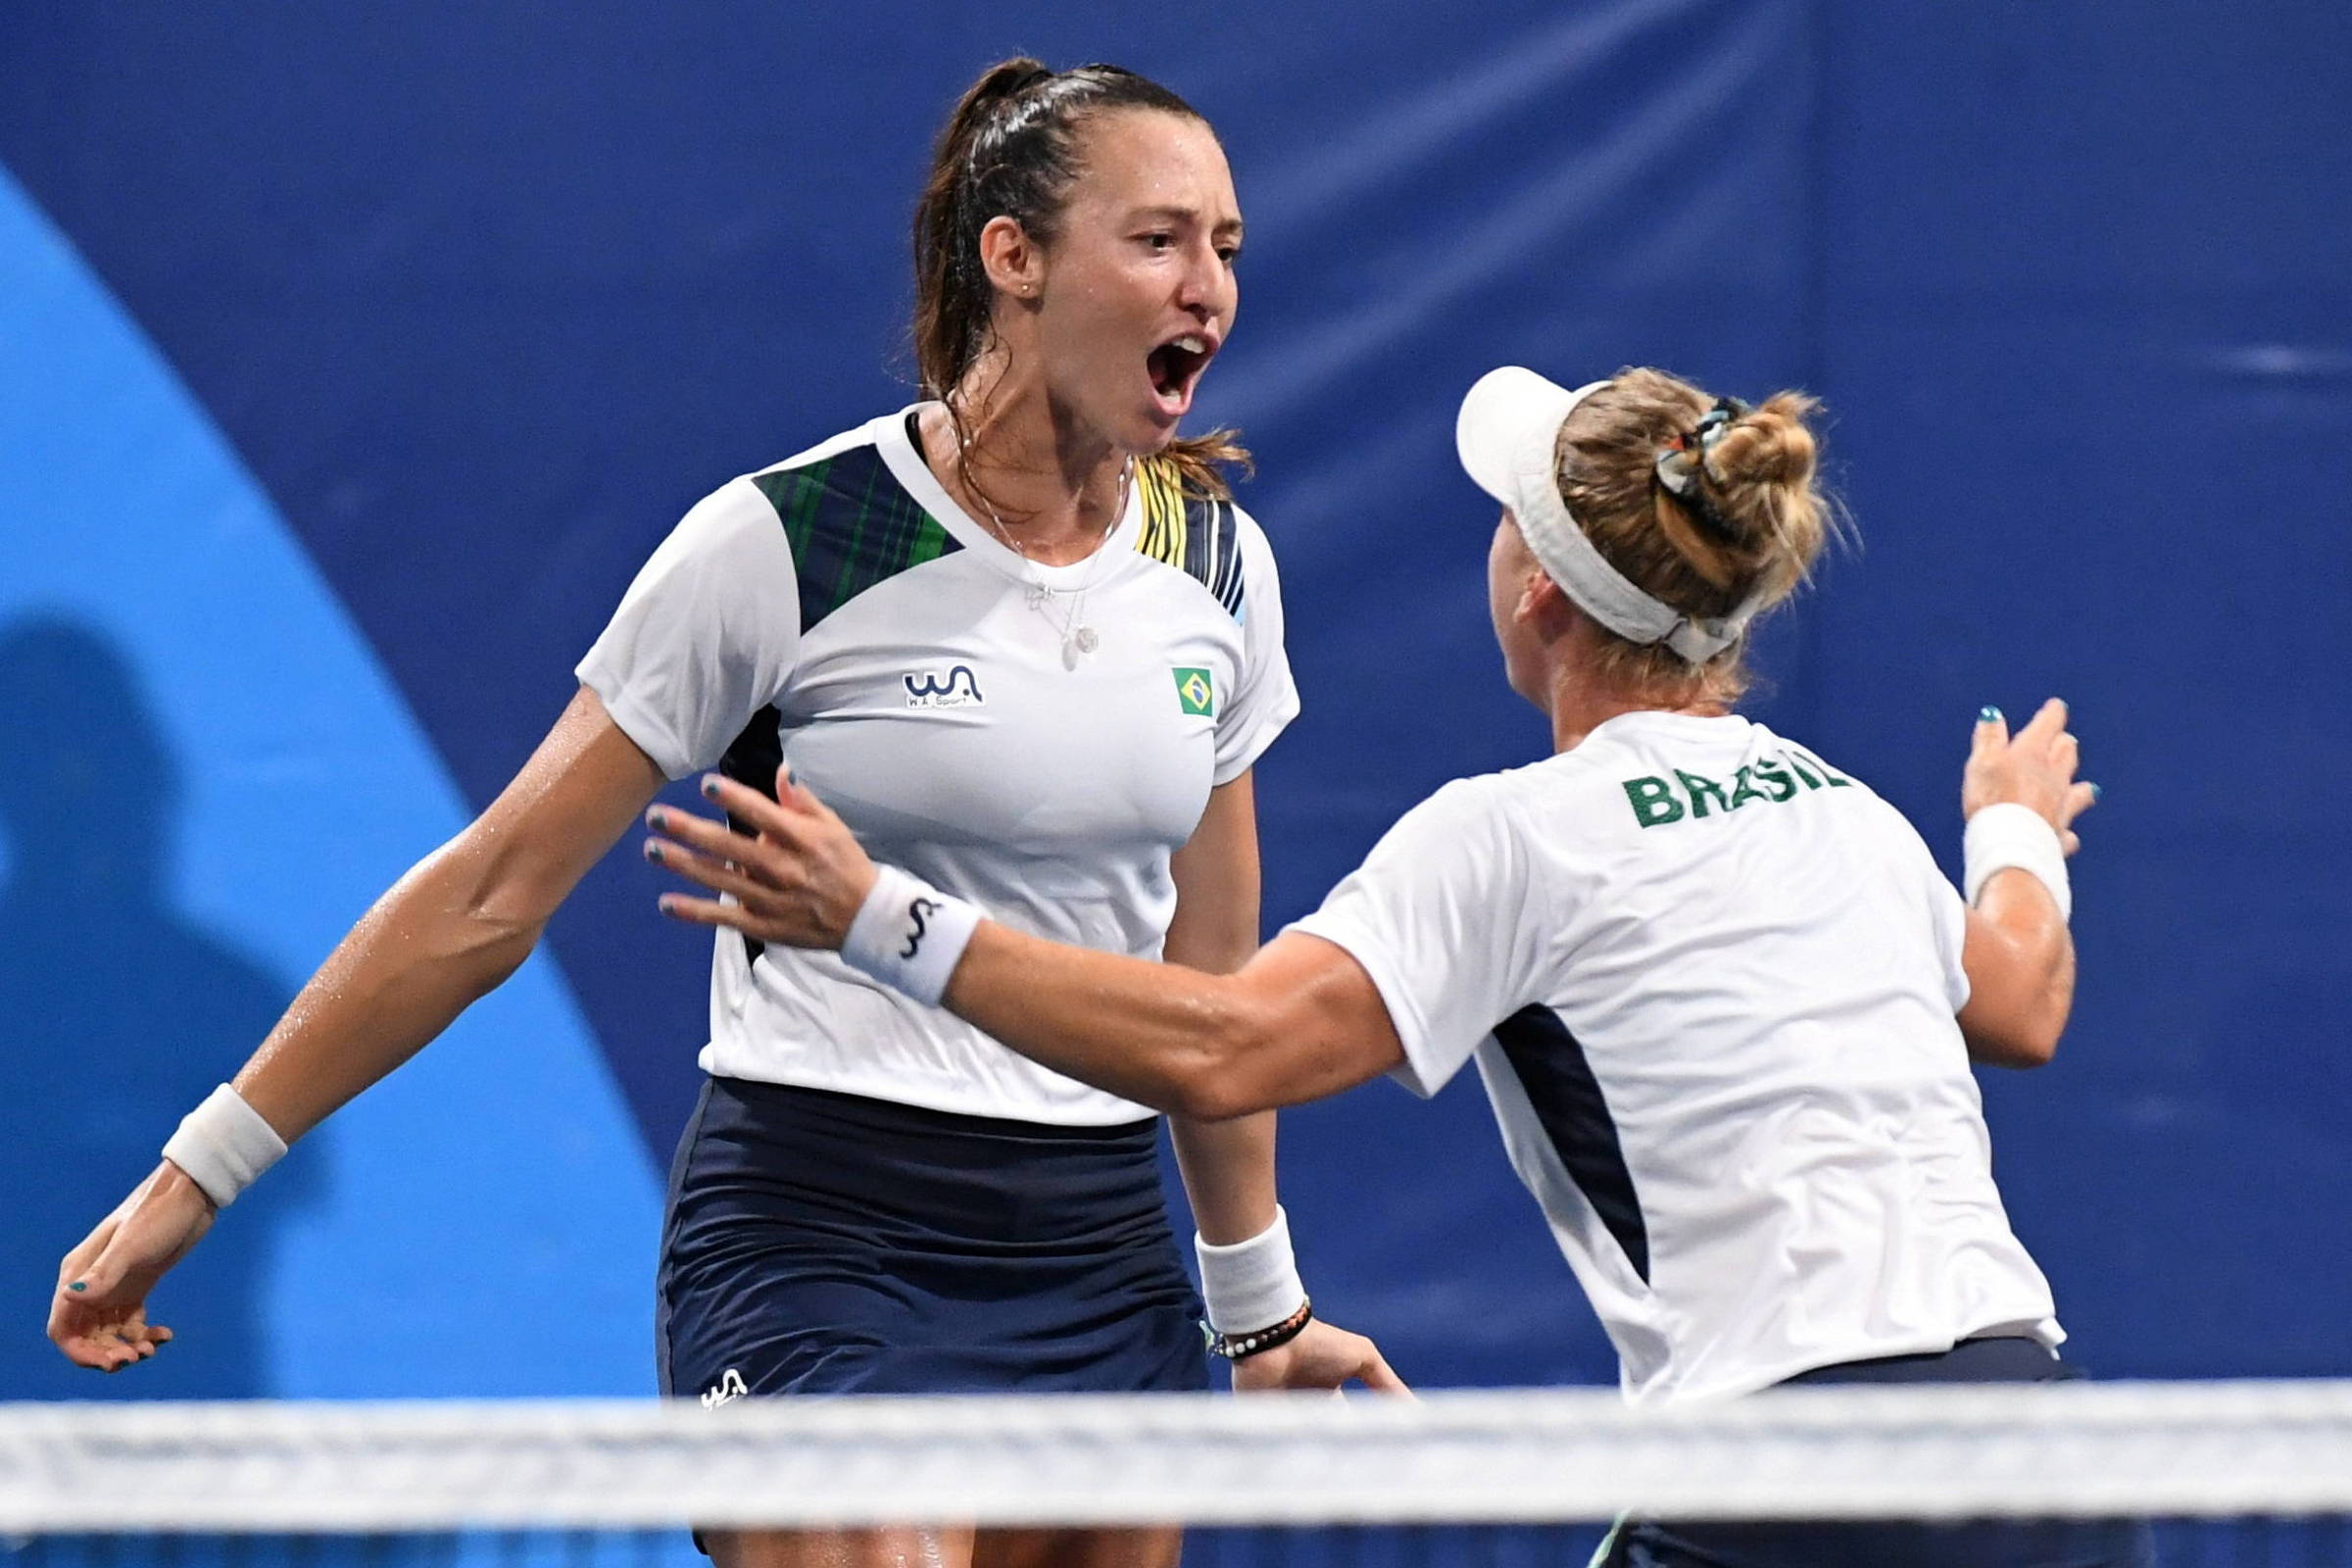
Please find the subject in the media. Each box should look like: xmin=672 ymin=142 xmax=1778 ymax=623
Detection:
xmin=8 ymin=1382 xmax=2352 ymax=1534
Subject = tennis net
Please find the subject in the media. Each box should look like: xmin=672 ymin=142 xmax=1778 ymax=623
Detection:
xmin=7 ymin=1381 xmax=2352 ymax=1564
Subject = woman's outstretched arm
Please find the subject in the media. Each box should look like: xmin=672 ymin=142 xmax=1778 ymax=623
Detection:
xmin=646 ymin=769 xmax=1407 ymax=1122
xmin=50 ymin=686 xmax=666 ymax=1371
xmin=1955 ymin=698 xmax=2099 ymax=1069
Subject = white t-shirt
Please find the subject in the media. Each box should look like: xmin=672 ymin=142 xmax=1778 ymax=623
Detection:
xmin=1290 ymin=710 xmax=2060 ymax=1404
xmin=579 ymin=406 xmax=1298 ymax=1124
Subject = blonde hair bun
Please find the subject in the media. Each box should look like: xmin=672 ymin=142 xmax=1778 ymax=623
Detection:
xmin=1702 ymin=395 xmax=1819 ymax=500
xmin=1553 ymin=368 xmax=1838 ymax=703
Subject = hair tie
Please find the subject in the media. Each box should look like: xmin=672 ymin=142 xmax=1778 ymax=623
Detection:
xmin=1652 ymin=396 xmax=1752 ymax=541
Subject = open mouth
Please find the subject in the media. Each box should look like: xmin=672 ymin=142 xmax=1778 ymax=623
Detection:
xmin=1147 ymin=332 xmax=1216 ymax=413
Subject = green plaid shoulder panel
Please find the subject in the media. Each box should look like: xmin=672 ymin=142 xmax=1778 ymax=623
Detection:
xmin=752 ymin=446 xmax=961 ymax=634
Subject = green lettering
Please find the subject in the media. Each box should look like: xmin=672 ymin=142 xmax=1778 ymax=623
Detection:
xmin=1676 ymin=768 xmax=1732 ymax=818
xmin=1751 ymin=758 xmax=1797 ymax=802
xmin=1623 ymin=775 xmax=1685 ymax=828
xmin=1728 ymin=765 xmax=1770 ymax=809
xmin=1790 ymin=745 xmax=1855 ymax=788
xmin=1782 ymin=751 xmax=1825 ymax=790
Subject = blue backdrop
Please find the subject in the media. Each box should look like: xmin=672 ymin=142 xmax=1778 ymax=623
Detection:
xmin=3 ymin=1 xmax=2346 ymax=1399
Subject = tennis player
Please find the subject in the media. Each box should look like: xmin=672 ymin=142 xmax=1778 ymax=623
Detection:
xmin=50 ymin=58 xmax=1394 ymax=1568
xmin=646 ymin=365 xmax=2152 ymax=1567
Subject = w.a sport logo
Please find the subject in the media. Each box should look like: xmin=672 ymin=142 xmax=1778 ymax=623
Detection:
xmin=903 ymin=665 xmax=984 ymax=709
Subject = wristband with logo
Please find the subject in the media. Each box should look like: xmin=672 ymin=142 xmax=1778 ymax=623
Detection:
xmin=838 ymin=864 xmax=983 ymax=1006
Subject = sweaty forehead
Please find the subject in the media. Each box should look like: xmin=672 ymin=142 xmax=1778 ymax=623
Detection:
xmin=1066 ymin=109 xmax=1241 ymax=224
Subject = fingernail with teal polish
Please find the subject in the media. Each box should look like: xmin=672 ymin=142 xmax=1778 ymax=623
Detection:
xmin=69 ymin=1281 xmax=85 ymax=1293
xmin=646 ymin=808 xmax=667 ymax=831
xmin=700 ymin=776 xmax=720 ymax=799
xmin=643 ymin=841 xmax=662 ymax=863
xmin=2089 ymin=783 xmax=2102 ymax=802
xmin=1980 ymin=706 xmax=2001 ymax=723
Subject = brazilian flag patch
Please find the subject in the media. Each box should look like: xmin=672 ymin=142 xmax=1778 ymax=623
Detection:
xmin=1173 ymin=666 xmax=1215 ymax=717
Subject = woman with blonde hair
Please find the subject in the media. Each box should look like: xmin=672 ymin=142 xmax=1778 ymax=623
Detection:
xmin=649 ymin=364 xmax=2150 ymax=1566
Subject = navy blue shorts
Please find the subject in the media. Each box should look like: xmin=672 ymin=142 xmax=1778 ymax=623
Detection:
xmin=657 ymin=1077 xmax=1209 ymax=1401
xmin=1597 ymin=1338 xmax=2157 ymax=1568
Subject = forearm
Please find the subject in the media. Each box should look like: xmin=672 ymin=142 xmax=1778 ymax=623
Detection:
xmin=1158 ymin=826 xmax=1281 ymax=1243
xmin=1960 ymin=869 xmax=2074 ymax=1068
xmin=227 ymin=687 xmax=663 ymax=1141
xmin=1168 ymin=1112 xmax=1277 ymax=1244
xmin=946 ymin=926 xmax=1266 ymax=1118
xmin=938 ymin=920 xmax=1387 ymax=1119
xmin=235 ymin=835 xmax=550 ymax=1140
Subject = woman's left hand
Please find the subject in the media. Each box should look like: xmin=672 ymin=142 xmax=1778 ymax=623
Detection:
xmin=1230 ymin=1317 xmax=1410 ymax=1396
xmin=644 ymin=767 xmax=877 ymax=951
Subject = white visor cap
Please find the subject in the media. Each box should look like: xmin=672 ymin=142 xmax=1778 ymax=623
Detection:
xmin=1455 ymin=366 xmax=1766 ymax=663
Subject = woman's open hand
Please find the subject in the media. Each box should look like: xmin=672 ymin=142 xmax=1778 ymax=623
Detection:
xmin=1963 ymin=699 xmax=2099 ymax=855
xmin=644 ymin=766 xmax=879 ymax=951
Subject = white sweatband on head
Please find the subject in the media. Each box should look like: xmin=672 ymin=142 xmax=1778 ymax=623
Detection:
xmin=1196 ymin=1205 xmax=1308 ymax=1334
xmin=1455 ymin=367 xmax=1772 ymax=663
xmin=1964 ymin=803 xmax=2073 ymax=921
xmin=839 ymin=863 xmax=984 ymax=1007
xmin=161 ymin=1084 xmax=288 ymax=1209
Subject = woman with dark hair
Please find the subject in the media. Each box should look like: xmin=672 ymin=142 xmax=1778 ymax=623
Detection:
xmin=52 ymin=57 xmax=1393 ymax=1568
xmin=646 ymin=364 xmax=2151 ymax=1568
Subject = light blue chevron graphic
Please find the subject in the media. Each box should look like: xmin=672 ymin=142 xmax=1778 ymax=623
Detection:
xmin=0 ymin=166 xmax=662 ymax=1397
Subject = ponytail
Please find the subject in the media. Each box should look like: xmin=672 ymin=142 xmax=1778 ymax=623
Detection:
xmin=911 ymin=58 xmax=1055 ymax=403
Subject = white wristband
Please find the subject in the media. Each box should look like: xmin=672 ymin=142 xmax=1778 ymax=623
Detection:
xmin=162 ymin=1084 xmax=287 ymax=1209
xmin=839 ymin=864 xmax=983 ymax=1006
xmin=1964 ymin=802 xmax=2072 ymax=921
xmin=1196 ymin=1205 xmax=1308 ymax=1334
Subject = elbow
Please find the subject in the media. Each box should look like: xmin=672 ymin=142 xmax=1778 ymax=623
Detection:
xmin=416 ymin=846 xmax=551 ymax=992
xmin=2008 ymin=1022 xmax=2063 ymax=1069
xmin=1984 ymin=1042 xmax=2058 ymax=1072
xmin=1161 ymin=1004 xmax=1285 ymax=1122
xmin=459 ymin=909 xmax=542 ymax=992
xmin=1970 ymin=1019 xmax=2062 ymax=1070
xmin=1166 ymin=1074 xmax=1261 ymax=1123
xmin=458 ymin=865 xmax=563 ymax=987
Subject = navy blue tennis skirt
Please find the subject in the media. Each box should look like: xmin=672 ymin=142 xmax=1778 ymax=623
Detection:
xmin=657 ymin=1077 xmax=1209 ymax=1401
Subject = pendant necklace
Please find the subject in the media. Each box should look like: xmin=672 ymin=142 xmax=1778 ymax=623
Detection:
xmin=959 ymin=431 xmax=1130 ymax=670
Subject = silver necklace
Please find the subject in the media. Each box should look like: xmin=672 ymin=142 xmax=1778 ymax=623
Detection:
xmin=958 ymin=431 xmax=1130 ymax=670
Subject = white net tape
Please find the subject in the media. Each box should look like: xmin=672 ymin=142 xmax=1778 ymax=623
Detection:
xmin=8 ymin=1381 xmax=2352 ymax=1535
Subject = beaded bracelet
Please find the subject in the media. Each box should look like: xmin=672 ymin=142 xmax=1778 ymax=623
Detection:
xmin=1204 ymin=1298 xmax=1314 ymax=1361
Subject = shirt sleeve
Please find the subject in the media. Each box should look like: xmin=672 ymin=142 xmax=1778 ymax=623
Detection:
xmin=1212 ymin=504 xmax=1301 ymax=785
xmin=1286 ymin=776 xmax=1540 ymax=1099
xmin=1928 ymin=870 xmax=1973 ymax=1014
xmin=575 ymin=476 xmax=801 ymax=780
xmin=1880 ymin=802 xmax=1974 ymax=1014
